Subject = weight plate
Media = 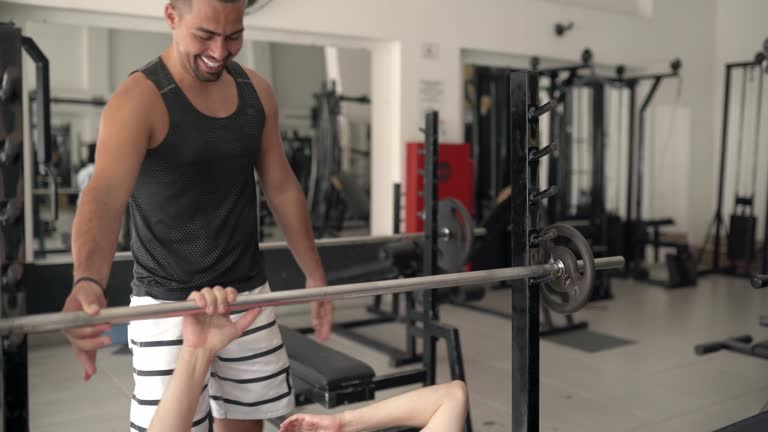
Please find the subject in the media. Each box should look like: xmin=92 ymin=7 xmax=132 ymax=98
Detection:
xmin=437 ymin=198 xmax=474 ymax=272
xmin=542 ymin=245 xmax=587 ymax=314
xmin=540 ymin=223 xmax=595 ymax=314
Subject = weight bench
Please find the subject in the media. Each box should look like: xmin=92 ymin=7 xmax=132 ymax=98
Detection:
xmin=633 ymin=218 xmax=697 ymax=288
xmin=280 ymin=325 xmax=376 ymax=408
xmin=275 ymin=325 xmax=431 ymax=431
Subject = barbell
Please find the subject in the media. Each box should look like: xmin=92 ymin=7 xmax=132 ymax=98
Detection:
xmin=263 ymin=197 xmax=481 ymax=273
xmin=0 ymin=255 xmax=624 ymax=337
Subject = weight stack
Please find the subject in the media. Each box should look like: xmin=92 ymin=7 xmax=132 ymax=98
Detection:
xmin=728 ymin=214 xmax=756 ymax=261
xmin=605 ymin=213 xmax=624 ymax=257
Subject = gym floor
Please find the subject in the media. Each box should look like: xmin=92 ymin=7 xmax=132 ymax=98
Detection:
xmin=27 ymin=273 xmax=768 ymax=432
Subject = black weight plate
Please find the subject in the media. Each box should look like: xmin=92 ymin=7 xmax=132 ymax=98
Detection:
xmin=437 ymin=198 xmax=474 ymax=272
xmin=539 ymin=224 xmax=595 ymax=314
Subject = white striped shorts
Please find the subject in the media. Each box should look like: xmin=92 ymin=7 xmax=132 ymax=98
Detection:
xmin=127 ymin=283 xmax=295 ymax=431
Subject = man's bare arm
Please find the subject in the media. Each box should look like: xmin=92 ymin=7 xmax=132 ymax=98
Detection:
xmin=249 ymin=70 xmax=332 ymax=341
xmin=63 ymin=74 xmax=159 ymax=380
xmin=280 ymin=381 xmax=469 ymax=432
xmin=250 ymin=71 xmax=324 ymax=283
xmin=71 ymin=75 xmax=156 ymax=285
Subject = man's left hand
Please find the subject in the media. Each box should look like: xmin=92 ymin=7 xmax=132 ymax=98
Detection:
xmin=307 ymin=276 xmax=333 ymax=342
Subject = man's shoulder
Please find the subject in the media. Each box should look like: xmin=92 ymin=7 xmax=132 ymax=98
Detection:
xmin=100 ymin=71 xmax=164 ymax=138
xmin=236 ymin=65 xmax=269 ymax=90
xmin=109 ymin=72 xmax=162 ymax=113
xmin=236 ymin=65 xmax=276 ymax=112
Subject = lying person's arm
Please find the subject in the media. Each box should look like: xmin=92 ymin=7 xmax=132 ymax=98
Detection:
xmin=148 ymin=287 xmax=262 ymax=432
xmin=280 ymin=380 xmax=468 ymax=432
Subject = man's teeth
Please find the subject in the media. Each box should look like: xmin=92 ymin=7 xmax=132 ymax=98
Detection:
xmin=201 ymin=57 xmax=221 ymax=68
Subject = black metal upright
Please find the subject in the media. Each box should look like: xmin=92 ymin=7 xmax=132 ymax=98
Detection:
xmin=509 ymin=71 xmax=539 ymax=431
xmin=624 ymin=83 xmax=637 ymax=272
xmin=591 ymin=83 xmax=606 ymax=245
xmin=422 ymin=111 xmax=440 ymax=386
xmin=21 ymin=37 xmax=51 ymax=173
xmin=0 ymin=23 xmax=29 ymax=432
xmin=763 ymin=161 xmax=768 ymax=273
xmin=714 ymin=65 xmax=734 ymax=271
xmin=636 ymin=77 xmax=663 ymax=231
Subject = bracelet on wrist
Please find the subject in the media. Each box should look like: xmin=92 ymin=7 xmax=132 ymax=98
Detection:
xmin=73 ymin=276 xmax=106 ymax=291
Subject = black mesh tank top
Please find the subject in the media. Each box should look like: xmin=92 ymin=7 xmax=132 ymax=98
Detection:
xmin=129 ymin=57 xmax=267 ymax=301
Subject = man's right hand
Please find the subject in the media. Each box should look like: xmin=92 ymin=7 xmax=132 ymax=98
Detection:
xmin=62 ymin=281 xmax=111 ymax=381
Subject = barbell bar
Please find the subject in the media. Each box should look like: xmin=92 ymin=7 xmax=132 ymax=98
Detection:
xmin=0 ymin=256 xmax=624 ymax=337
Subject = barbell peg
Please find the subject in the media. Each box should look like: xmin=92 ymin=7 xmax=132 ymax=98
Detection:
xmin=530 ymin=144 xmax=554 ymax=162
xmin=528 ymin=100 xmax=557 ymax=120
xmin=530 ymin=186 xmax=559 ymax=204
xmin=529 ymin=229 xmax=558 ymax=245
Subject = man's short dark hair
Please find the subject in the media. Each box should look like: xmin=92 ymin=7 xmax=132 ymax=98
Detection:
xmin=171 ymin=0 xmax=246 ymax=15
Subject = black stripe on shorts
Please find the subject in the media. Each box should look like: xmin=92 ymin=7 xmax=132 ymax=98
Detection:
xmin=216 ymin=343 xmax=284 ymax=363
xmin=239 ymin=319 xmax=277 ymax=338
xmin=210 ymin=388 xmax=292 ymax=408
xmin=129 ymin=319 xmax=275 ymax=348
xmin=212 ymin=366 xmax=289 ymax=384
xmin=131 ymin=383 xmax=208 ymax=406
xmin=132 ymin=394 xmax=160 ymax=406
xmin=131 ymin=383 xmax=209 ymax=407
xmin=134 ymin=368 xmax=174 ymax=377
xmin=130 ymin=338 xmax=183 ymax=348
xmin=130 ymin=409 xmax=211 ymax=431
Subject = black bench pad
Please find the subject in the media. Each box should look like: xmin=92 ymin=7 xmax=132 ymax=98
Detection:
xmin=280 ymin=325 xmax=375 ymax=408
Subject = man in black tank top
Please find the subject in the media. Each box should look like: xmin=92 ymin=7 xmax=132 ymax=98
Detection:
xmin=59 ymin=1 xmax=332 ymax=430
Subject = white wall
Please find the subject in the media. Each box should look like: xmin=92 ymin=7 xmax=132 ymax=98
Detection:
xmin=542 ymin=0 xmax=653 ymax=17
xmin=716 ymin=0 xmax=768 ymax=64
xmin=23 ymin=21 xmax=86 ymax=93
xmin=270 ymin=42 xmax=326 ymax=122
xmin=248 ymin=41 xmax=273 ymax=84
xmin=0 ymin=0 xmax=722 ymax=238
xmin=335 ymin=47 xmax=371 ymax=123
xmin=109 ymin=29 xmax=170 ymax=91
